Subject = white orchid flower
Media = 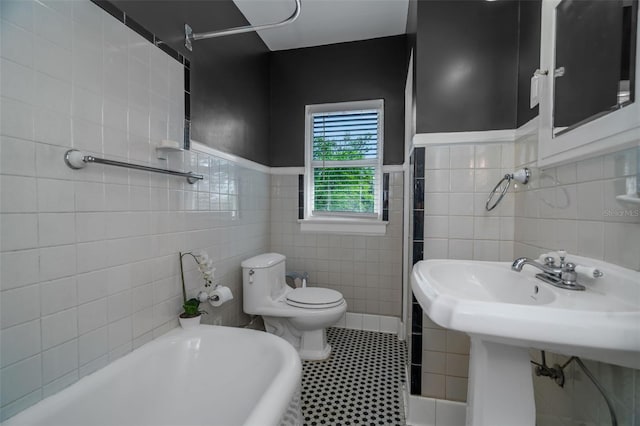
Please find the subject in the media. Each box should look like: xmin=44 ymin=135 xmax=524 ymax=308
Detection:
xmin=189 ymin=250 xmax=215 ymax=287
xmin=192 ymin=250 xmax=208 ymax=262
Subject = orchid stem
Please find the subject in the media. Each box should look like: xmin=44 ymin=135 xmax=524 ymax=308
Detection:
xmin=180 ymin=251 xmax=212 ymax=304
xmin=179 ymin=252 xmax=187 ymax=303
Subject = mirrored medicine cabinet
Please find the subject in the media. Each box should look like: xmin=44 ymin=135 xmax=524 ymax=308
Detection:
xmin=539 ymin=0 xmax=640 ymax=167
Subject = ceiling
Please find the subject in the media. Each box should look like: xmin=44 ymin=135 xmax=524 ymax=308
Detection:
xmin=232 ymin=0 xmax=409 ymax=51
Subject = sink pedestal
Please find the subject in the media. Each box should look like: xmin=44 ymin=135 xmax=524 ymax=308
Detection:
xmin=466 ymin=337 xmax=535 ymax=426
xmin=412 ymin=258 xmax=640 ymax=425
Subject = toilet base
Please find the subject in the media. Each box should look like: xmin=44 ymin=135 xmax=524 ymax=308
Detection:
xmin=299 ymin=329 xmax=331 ymax=360
xmin=299 ymin=343 xmax=332 ymax=360
xmin=262 ymin=317 xmax=333 ymax=361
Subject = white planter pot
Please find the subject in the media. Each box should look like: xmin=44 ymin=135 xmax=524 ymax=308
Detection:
xmin=179 ymin=315 xmax=201 ymax=329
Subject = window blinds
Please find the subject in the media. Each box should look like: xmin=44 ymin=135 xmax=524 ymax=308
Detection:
xmin=311 ymin=109 xmax=380 ymax=215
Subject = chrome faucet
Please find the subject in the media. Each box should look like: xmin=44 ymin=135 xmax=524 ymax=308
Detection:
xmin=512 ymin=252 xmax=584 ymax=291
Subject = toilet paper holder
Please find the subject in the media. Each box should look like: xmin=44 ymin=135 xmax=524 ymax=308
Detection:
xmin=197 ymin=284 xmax=234 ymax=307
xmin=197 ymin=285 xmax=220 ymax=302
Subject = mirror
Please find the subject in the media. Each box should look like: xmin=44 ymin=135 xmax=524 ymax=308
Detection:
xmin=538 ymin=0 xmax=640 ymax=167
xmin=553 ymin=0 xmax=638 ymax=136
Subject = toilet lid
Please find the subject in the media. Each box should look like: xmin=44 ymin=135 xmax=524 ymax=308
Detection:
xmin=286 ymin=288 xmax=344 ymax=309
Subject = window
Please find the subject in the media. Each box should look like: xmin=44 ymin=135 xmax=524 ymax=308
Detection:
xmin=302 ymin=100 xmax=386 ymax=234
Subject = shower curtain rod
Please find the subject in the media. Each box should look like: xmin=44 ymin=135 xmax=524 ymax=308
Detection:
xmin=184 ymin=0 xmax=301 ymax=51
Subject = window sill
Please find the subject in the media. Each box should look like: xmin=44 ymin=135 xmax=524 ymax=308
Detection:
xmin=298 ymin=217 xmax=388 ymax=235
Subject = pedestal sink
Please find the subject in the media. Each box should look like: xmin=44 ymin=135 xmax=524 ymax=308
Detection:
xmin=411 ymin=254 xmax=640 ymax=426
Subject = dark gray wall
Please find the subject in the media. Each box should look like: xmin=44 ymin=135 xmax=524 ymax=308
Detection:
xmin=112 ymin=0 xmax=271 ymax=165
xmin=416 ymin=0 xmax=520 ymax=133
xmin=269 ymin=36 xmax=408 ymax=167
xmin=406 ymin=0 xmax=418 ymax=91
xmin=516 ymin=0 xmax=542 ymax=127
xmin=407 ymin=0 xmax=418 ymax=144
xmin=406 ymin=0 xmax=418 ymax=36
xmin=113 ymin=1 xmax=542 ymax=164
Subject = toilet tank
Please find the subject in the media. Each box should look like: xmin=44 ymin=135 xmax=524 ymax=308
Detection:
xmin=241 ymin=253 xmax=287 ymax=314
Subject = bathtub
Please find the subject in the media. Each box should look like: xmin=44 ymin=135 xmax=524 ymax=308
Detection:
xmin=4 ymin=325 xmax=302 ymax=426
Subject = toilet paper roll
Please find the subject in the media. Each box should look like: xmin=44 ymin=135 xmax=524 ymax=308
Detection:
xmin=209 ymin=286 xmax=234 ymax=307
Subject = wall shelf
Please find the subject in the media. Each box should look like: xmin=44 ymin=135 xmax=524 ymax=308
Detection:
xmin=616 ymin=194 xmax=640 ymax=205
xmin=156 ymin=146 xmax=185 ymax=160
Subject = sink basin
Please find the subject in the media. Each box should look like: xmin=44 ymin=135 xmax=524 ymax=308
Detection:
xmin=411 ymin=255 xmax=640 ymax=426
xmin=412 ymin=258 xmax=640 ymax=368
xmin=420 ymin=261 xmax=557 ymax=305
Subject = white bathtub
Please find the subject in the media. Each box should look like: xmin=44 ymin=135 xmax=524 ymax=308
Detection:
xmin=4 ymin=325 xmax=302 ymax=426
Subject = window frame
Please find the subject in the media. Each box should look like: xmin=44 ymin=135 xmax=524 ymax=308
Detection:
xmin=302 ymin=99 xmax=387 ymax=234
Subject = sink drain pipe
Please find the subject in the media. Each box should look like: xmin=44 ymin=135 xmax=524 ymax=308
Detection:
xmin=531 ymin=351 xmax=618 ymax=426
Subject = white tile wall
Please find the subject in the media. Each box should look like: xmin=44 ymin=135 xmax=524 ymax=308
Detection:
xmin=418 ymin=138 xmax=640 ymax=416
xmin=332 ymin=312 xmax=401 ymax=334
xmin=420 ymin=311 xmax=470 ymax=402
xmin=405 ymin=395 xmax=468 ymax=426
xmin=269 ymin=172 xmax=403 ymax=317
xmin=0 ymin=0 xmax=270 ymax=418
xmin=514 ymin=132 xmax=640 ymax=425
xmin=418 ymin=137 xmax=639 ymax=412
xmin=423 ymin=142 xmax=515 ymax=263
xmin=532 ymin=351 xmax=640 ymax=426
xmin=514 ymin=135 xmax=639 ymax=270
xmin=419 ymin=143 xmax=515 ymax=402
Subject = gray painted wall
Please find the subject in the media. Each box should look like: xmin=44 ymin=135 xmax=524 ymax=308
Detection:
xmin=112 ymin=0 xmax=272 ymax=165
xmin=269 ymin=36 xmax=409 ymax=167
xmin=116 ymin=1 xmax=542 ymax=164
xmin=516 ymin=0 xmax=542 ymax=127
xmin=416 ymin=0 xmax=520 ymax=133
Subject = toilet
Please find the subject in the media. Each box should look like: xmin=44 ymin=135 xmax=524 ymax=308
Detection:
xmin=241 ymin=253 xmax=347 ymax=360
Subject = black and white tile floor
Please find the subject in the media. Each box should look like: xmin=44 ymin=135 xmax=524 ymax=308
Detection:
xmin=301 ymin=327 xmax=407 ymax=426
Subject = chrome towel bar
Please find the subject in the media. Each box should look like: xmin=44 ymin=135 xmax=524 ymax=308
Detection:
xmin=64 ymin=149 xmax=203 ymax=184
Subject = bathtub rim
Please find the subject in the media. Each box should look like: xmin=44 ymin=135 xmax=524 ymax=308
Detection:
xmin=3 ymin=325 xmax=302 ymax=426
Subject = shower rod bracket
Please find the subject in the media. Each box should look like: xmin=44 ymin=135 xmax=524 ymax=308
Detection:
xmin=184 ymin=0 xmax=301 ymax=51
xmin=185 ymin=24 xmax=193 ymax=52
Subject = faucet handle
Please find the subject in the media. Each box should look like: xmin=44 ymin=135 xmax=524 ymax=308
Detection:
xmin=543 ymin=256 xmax=556 ymax=267
xmin=561 ymin=262 xmax=579 ymax=287
xmin=556 ymin=250 xmax=567 ymax=267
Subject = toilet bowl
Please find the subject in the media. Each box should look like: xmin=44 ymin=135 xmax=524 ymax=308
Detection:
xmin=242 ymin=253 xmax=347 ymax=360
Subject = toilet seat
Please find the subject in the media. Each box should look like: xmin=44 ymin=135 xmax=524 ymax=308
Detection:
xmin=285 ymin=288 xmax=344 ymax=309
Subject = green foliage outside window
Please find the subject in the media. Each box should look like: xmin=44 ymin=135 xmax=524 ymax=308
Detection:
xmin=313 ymin=134 xmax=375 ymax=214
